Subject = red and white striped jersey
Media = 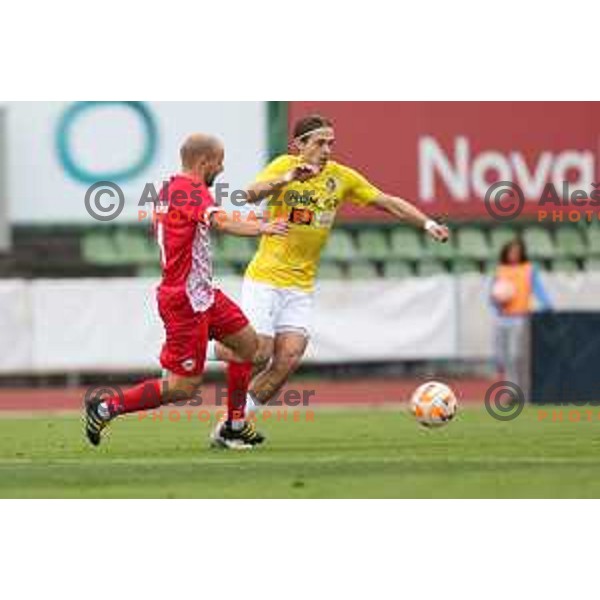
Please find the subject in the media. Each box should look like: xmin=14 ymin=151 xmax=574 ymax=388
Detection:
xmin=154 ymin=174 xmax=221 ymax=312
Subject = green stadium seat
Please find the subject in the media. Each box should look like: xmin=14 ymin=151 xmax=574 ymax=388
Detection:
xmin=356 ymin=230 xmax=389 ymax=260
xmin=586 ymin=226 xmax=600 ymax=257
xmin=211 ymin=243 xmax=229 ymax=269
xmin=555 ymin=228 xmax=586 ymax=259
xmin=484 ymin=260 xmax=498 ymax=274
xmin=138 ymin=264 xmax=161 ymax=278
xmin=82 ymin=231 xmax=119 ymax=265
xmin=456 ymin=227 xmax=491 ymax=261
xmin=322 ymin=230 xmax=356 ymax=261
xmin=147 ymin=240 xmax=160 ymax=264
xmin=318 ymin=261 xmax=345 ymax=279
xmin=114 ymin=229 xmax=158 ymax=265
xmin=452 ymin=258 xmax=480 ymax=274
xmin=383 ymin=260 xmax=413 ymax=278
xmin=586 ymin=257 xmax=600 ymax=271
xmin=214 ymin=264 xmax=238 ymax=277
xmin=489 ymin=227 xmax=518 ymax=257
xmin=220 ymin=236 xmax=257 ymax=262
xmin=552 ymin=258 xmax=579 ymax=273
xmin=423 ymin=235 xmax=456 ymax=261
xmin=522 ymin=227 xmax=555 ymax=260
xmin=416 ymin=258 xmax=447 ymax=277
xmin=389 ymin=228 xmax=423 ymax=260
xmin=347 ymin=261 xmax=378 ymax=279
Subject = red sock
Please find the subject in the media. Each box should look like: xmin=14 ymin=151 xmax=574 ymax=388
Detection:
xmin=105 ymin=379 xmax=163 ymax=416
xmin=227 ymin=361 xmax=253 ymax=423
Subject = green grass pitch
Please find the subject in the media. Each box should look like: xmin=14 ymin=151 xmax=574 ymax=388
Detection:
xmin=1 ymin=406 xmax=600 ymax=498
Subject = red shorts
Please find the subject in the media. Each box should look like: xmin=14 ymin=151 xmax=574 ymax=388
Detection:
xmin=157 ymin=288 xmax=249 ymax=376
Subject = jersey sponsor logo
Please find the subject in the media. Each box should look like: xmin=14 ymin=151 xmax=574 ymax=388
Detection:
xmin=181 ymin=358 xmax=196 ymax=372
xmin=286 ymin=190 xmax=317 ymax=208
xmin=289 ymin=207 xmax=315 ymax=225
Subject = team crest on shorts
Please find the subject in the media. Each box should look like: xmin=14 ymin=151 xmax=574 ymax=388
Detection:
xmin=181 ymin=358 xmax=196 ymax=372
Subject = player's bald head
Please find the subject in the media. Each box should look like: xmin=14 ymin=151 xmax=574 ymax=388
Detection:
xmin=180 ymin=133 xmax=223 ymax=170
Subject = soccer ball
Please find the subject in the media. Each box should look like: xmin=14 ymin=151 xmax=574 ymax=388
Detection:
xmin=491 ymin=278 xmax=515 ymax=305
xmin=410 ymin=381 xmax=457 ymax=427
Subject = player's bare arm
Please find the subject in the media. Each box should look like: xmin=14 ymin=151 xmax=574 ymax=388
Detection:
xmin=245 ymin=164 xmax=319 ymax=204
xmin=210 ymin=211 xmax=289 ymax=237
xmin=373 ymin=194 xmax=449 ymax=242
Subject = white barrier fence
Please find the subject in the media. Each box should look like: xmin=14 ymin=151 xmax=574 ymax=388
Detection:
xmin=0 ymin=274 xmax=598 ymax=374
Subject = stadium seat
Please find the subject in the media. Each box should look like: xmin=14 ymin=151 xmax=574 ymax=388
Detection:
xmin=322 ymin=230 xmax=356 ymax=261
xmin=452 ymin=258 xmax=480 ymax=274
xmin=138 ymin=264 xmax=162 ymax=278
xmin=318 ymin=261 xmax=345 ymax=279
xmin=356 ymin=230 xmax=389 ymax=261
xmin=484 ymin=259 xmax=502 ymax=274
xmin=585 ymin=257 xmax=600 ymax=271
xmin=211 ymin=241 xmax=230 ymax=269
xmin=389 ymin=228 xmax=423 ymax=260
xmin=555 ymin=227 xmax=586 ymax=259
xmin=416 ymin=258 xmax=447 ymax=277
xmin=456 ymin=227 xmax=491 ymax=261
xmin=347 ymin=261 xmax=378 ymax=279
xmin=423 ymin=235 xmax=456 ymax=261
xmin=114 ymin=229 xmax=158 ymax=265
xmin=552 ymin=258 xmax=579 ymax=273
xmin=488 ymin=227 xmax=517 ymax=257
xmin=82 ymin=231 xmax=119 ymax=265
xmin=383 ymin=260 xmax=413 ymax=278
xmin=220 ymin=236 xmax=257 ymax=262
xmin=522 ymin=227 xmax=555 ymax=260
xmin=214 ymin=264 xmax=238 ymax=277
xmin=586 ymin=225 xmax=600 ymax=257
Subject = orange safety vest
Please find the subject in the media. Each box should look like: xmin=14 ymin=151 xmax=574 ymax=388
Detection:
xmin=495 ymin=262 xmax=533 ymax=315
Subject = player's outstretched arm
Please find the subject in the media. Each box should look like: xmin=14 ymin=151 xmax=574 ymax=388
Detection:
xmin=373 ymin=194 xmax=449 ymax=242
xmin=245 ymin=164 xmax=319 ymax=204
xmin=210 ymin=211 xmax=289 ymax=238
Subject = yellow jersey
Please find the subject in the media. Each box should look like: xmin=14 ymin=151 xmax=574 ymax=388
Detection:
xmin=245 ymin=154 xmax=382 ymax=291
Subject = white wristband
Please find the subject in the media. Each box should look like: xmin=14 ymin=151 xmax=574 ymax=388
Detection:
xmin=424 ymin=219 xmax=438 ymax=232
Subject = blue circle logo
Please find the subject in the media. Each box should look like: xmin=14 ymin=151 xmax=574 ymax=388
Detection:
xmin=56 ymin=101 xmax=158 ymax=184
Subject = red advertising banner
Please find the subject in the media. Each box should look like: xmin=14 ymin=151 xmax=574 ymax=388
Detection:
xmin=288 ymin=102 xmax=600 ymax=221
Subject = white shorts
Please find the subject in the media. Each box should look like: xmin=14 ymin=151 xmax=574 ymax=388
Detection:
xmin=241 ymin=277 xmax=314 ymax=338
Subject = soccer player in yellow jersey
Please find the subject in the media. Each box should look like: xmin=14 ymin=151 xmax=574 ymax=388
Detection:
xmin=211 ymin=114 xmax=448 ymax=447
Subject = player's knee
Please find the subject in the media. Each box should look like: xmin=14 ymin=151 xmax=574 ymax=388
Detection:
xmin=253 ymin=338 xmax=274 ymax=369
xmin=271 ymin=351 xmax=303 ymax=378
xmin=253 ymin=349 xmax=272 ymax=371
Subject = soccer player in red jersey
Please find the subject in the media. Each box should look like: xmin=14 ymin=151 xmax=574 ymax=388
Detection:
xmin=84 ymin=133 xmax=288 ymax=449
